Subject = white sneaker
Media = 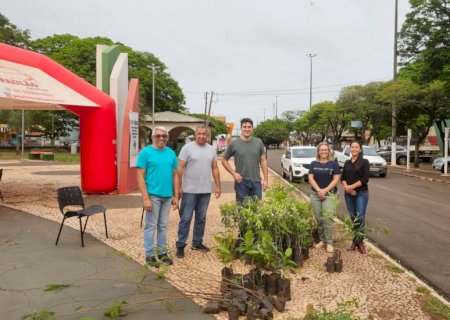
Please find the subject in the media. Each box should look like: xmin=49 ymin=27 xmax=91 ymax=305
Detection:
xmin=326 ymin=244 xmax=334 ymax=253
xmin=314 ymin=241 xmax=325 ymax=249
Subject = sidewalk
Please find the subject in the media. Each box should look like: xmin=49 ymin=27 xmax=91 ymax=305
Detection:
xmin=0 ymin=160 xmax=448 ymax=319
xmin=388 ymin=162 xmax=450 ymax=185
xmin=0 ymin=205 xmax=212 ymax=320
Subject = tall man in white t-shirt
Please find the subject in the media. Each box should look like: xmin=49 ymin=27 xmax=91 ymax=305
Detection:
xmin=175 ymin=126 xmax=221 ymax=258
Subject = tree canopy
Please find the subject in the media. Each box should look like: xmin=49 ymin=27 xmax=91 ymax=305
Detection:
xmin=253 ymin=119 xmax=290 ymax=147
xmin=189 ymin=113 xmax=228 ymax=138
xmin=0 ymin=13 xmax=31 ymax=48
xmin=398 ymin=0 xmax=450 ymax=88
xmin=31 ymin=34 xmax=186 ymax=114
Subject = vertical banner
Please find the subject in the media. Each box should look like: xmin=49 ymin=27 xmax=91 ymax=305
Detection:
xmin=129 ymin=111 xmax=139 ymax=168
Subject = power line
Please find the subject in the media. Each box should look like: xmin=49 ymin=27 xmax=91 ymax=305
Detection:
xmin=210 ymin=77 xmax=389 ymax=96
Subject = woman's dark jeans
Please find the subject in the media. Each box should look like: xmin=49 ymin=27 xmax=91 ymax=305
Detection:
xmin=344 ymin=190 xmax=369 ymax=244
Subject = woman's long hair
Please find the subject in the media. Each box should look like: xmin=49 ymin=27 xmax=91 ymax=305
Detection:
xmin=351 ymin=140 xmax=364 ymax=173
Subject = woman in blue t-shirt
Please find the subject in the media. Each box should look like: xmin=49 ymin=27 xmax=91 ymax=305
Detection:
xmin=308 ymin=142 xmax=340 ymax=253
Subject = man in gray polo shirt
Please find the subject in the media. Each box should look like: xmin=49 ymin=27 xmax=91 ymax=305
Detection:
xmin=222 ymin=117 xmax=268 ymax=204
xmin=175 ymin=125 xmax=221 ymax=258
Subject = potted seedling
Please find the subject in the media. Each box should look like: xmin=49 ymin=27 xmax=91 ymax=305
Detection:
xmin=214 ymin=231 xmax=238 ymax=292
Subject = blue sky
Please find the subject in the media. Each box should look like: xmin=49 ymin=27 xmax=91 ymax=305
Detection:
xmin=1 ymin=0 xmax=411 ymax=131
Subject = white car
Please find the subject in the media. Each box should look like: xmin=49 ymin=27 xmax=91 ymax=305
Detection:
xmin=432 ymin=156 xmax=450 ymax=173
xmin=335 ymin=145 xmax=388 ymax=177
xmin=281 ymin=146 xmax=316 ymax=182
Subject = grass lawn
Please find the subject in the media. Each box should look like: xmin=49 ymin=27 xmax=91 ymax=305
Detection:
xmin=0 ymin=149 xmax=80 ymax=163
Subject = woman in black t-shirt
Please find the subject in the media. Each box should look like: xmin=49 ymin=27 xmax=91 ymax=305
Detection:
xmin=308 ymin=142 xmax=340 ymax=253
xmin=341 ymin=141 xmax=370 ymax=254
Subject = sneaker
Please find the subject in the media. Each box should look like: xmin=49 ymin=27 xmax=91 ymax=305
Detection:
xmin=145 ymin=256 xmax=160 ymax=268
xmin=192 ymin=243 xmax=210 ymax=252
xmin=176 ymin=247 xmax=185 ymax=258
xmin=314 ymin=241 xmax=325 ymax=249
xmin=326 ymin=244 xmax=334 ymax=253
xmin=158 ymin=253 xmax=173 ymax=265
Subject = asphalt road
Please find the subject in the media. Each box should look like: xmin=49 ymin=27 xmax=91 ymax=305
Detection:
xmin=267 ymin=148 xmax=450 ymax=299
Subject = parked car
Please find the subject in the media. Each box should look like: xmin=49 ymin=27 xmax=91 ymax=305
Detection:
xmin=432 ymin=156 xmax=450 ymax=173
xmin=376 ymin=145 xmax=408 ymax=165
xmin=335 ymin=145 xmax=388 ymax=177
xmin=281 ymin=146 xmax=316 ymax=182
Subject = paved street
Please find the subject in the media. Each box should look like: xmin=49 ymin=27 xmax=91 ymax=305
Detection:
xmin=267 ymin=148 xmax=450 ymax=299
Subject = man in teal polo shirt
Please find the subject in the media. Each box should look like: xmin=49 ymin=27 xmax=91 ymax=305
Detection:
xmin=137 ymin=126 xmax=179 ymax=267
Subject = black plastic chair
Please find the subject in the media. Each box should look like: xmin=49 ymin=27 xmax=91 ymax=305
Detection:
xmin=0 ymin=168 xmax=3 ymax=201
xmin=55 ymin=186 xmax=108 ymax=247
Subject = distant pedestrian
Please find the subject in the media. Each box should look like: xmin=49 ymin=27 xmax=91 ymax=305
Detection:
xmin=222 ymin=118 xmax=268 ymax=204
xmin=341 ymin=140 xmax=370 ymax=254
xmin=175 ymin=126 xmax=221 ymax=258
xmin=308 ymin=142 xmax=340 ymax=253
xmin=137 ymin=126 xmax=179 ymax=267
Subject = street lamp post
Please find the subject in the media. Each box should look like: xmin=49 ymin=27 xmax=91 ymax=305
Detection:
xmin=391 ymin=0 xmax=399 ymax=166
xmin=306 ymin=53 xmax=316 ymax=111
xmin=150 ymin=64 xmax=156 ymax=129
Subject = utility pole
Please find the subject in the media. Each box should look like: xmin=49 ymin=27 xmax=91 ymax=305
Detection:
xmin=306 ymin=53 xmax=316 ymax=111
xmin=275 ymin=95 xmax=279 ymax=119
xmin=206 ymin=91 xmax=214 ymax=144
xmin=391 ymin=0 xmax=398 ymax=166
xmin=273 ymin=103 xmax=275 ymax=119
xmin=204 ymin=91 xmax=209 ymax=125
xmin=150 ymin=64 xmax=157 ymax=129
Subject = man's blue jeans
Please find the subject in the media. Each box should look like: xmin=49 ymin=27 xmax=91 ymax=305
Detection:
xmin=176 ymin=193 xmax=211 ymax=248
xmin=234 ymin=179 xmax=262 ymax=204
xmin=344 ymin=190 xmax=369 ymax=244
xmin=144 ymin=195 xmax=172 ymax=258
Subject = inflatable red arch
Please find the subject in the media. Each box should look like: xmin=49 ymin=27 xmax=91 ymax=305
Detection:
xmin=0 ymin=43 xmax=117 ymax=193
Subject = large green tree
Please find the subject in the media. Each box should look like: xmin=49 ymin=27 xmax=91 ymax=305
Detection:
xmin=254 ymin=119 xmax=289 ymax=148
xmin=337 ymin=82 xmax=389 ymax=145
xmin=26 ymin=110 xmax=79 ymax=145
xmin=398 ymin=0 xmax=450 ymax=87
xmin=281 ymin=110 xmax=305 ymax=132
xmin=293 ymin=113 xmax=315 ymax=143
xmin=0 ymin=12 xmax=31 ymax=48
xmin=398 ymin=0 xmax=450 ymax=150
xmin=397 ymin=80 xmax=450 ymax=166
xmin=31 ymin=34 xmax=186 ymax=114
xmin=315 ymin=101 xmax=348 ymax=149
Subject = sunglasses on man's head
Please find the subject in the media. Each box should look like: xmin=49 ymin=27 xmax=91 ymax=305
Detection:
xmin=154 ymin=134 xmax=168 ymax=139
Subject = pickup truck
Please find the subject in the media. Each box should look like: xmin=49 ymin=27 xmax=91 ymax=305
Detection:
xmin=334 ymin=145 xmax=388 ymax=177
